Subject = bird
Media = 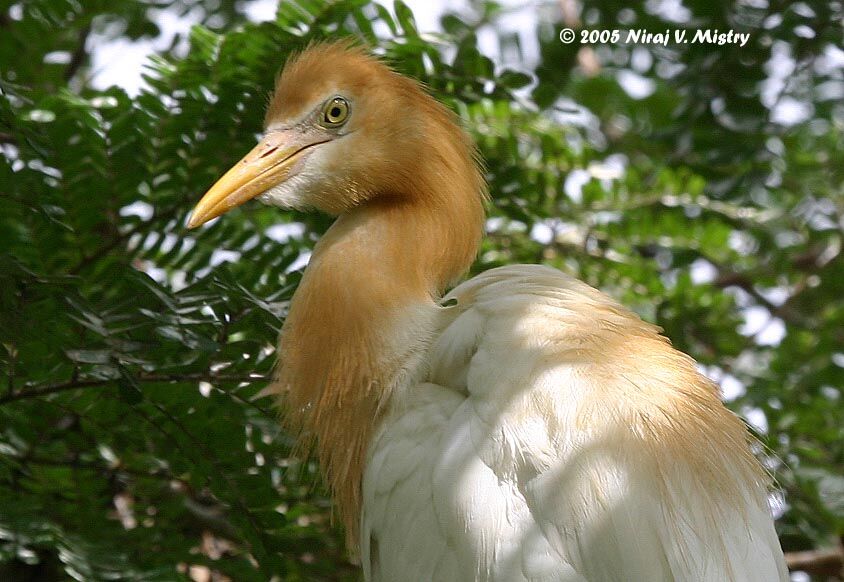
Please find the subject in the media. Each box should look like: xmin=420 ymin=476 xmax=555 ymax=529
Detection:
xmin=187 ymin=41 xmax=788 ymax=581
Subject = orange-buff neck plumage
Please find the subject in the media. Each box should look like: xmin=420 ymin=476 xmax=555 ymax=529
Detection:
xmin=188 ymin=41 xmax=788 ymax=581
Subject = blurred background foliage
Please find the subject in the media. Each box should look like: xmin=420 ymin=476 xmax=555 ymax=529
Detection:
xmin=1 ymin=0 xmax=842 ymax=579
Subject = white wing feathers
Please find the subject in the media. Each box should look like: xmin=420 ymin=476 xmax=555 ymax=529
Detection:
xmin=362 ymin=265 xmax=787 ymax=581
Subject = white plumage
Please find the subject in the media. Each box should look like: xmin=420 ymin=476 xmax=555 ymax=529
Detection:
xmin=361 ymin=265 xmax=787 ymax=581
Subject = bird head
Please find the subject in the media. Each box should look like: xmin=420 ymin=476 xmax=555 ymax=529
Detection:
xmin=188 ymin=41 xmax=479 ymax=227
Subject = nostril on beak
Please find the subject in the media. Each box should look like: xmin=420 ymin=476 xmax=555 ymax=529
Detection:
xmin=259 ymin=146 xmax=278 ymax=159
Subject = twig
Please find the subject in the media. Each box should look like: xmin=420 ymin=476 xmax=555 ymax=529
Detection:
xmin=68 ymin=205 xmax=180 ymax=275
xmin=0 ymin=372 xmax=268 ymax=405
xmin=15 ymin=454 xmax=241 ymax=540
xmin=64 ymin=23 xmax=92 ymax=83
xmin=142 ymin=394 xmax=275 ymax=569
xmin=713 ymin=269 xmax=807 ymax=326
xmin=4 ymin=343 xmax=16 ymax=397
xmin=13 ymin=454 xmax=186 ymax=485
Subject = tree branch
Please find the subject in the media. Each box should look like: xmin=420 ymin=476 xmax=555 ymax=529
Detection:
xmin=64 ymin=23 xmax=91 ymax=83
xmin=785 ymin=542 xmax=844 ymax=578
xmin=713 ymin=269 xmax=808 ymax=326
xmin=0 ymin=372 xmax=269 ymax=405
xmin=14 ymin=454 xmax=185 ymax=485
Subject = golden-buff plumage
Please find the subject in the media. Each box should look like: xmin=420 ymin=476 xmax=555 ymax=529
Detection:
xmin=262 ymin=43 xmax=486 ymax=546
xmin=188 ymin=41 xmax=788 ymax=581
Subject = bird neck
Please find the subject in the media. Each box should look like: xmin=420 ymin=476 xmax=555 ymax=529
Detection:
xmin=273 ymin=192 xmax=484 ymax=550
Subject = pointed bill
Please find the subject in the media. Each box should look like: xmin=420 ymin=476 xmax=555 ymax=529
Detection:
xmin=187 ymin=132 xmax=319 ymax=228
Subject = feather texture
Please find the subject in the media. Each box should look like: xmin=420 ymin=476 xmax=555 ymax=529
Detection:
xmin=362 ymin=265 xmax=788 ymax=581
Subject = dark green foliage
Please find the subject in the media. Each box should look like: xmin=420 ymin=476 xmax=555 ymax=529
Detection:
xmin=1 ymin=0 xmax=842 ymax=579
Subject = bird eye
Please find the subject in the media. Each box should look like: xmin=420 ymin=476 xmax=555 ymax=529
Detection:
xmin=322 ymin=97 xmax=350 ymax=126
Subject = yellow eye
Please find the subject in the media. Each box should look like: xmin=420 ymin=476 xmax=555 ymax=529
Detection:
xmin=322 ymin=97 xmax=350 ymax=126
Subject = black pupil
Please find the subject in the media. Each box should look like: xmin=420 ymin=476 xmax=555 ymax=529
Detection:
xmin=330 ymin=106 xmax=342 ymax=119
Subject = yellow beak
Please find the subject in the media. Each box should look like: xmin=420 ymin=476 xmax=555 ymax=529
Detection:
xmin=187 ymin=132 xmax=319 ymax=228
